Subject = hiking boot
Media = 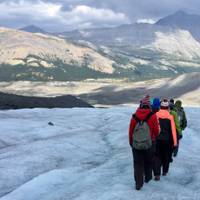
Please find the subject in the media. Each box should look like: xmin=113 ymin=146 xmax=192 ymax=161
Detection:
xmin=154 ymin=176 xmax=160 ymax=181
xmin=135 ymin=185 xmax=142 ymax=190
xmin=162 ymin=172 xmax=167 ymax=176
xmin=145 ymin=177 xmax=152 ymax=183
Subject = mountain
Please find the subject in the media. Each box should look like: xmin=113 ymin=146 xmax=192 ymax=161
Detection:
xmin=0 ymin=27 xmax=117 ymax=81
xmin=20 ymin=25 xmax=46 ymax=34
xmin=2 ymin=10 xmax=200 ymax=82
xmin=60 ymin=23 xmax=172 ymax=46
xmin=61 ymin=11 xmax=200 ymax=58
xmin=60 ymin=19 xmax=200 ymax=78
xmin=156 ymin=10 xmax=200 ymax=27
xmin=156 ymin=10 xmax=200 ymax=41
xmin=146 ymin=30 xmax=200 ymax=59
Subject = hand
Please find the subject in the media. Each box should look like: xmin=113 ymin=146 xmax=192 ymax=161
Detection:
xmin=173 ymin=146 xmax=178 ymax=157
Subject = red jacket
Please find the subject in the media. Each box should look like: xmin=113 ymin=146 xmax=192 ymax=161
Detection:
xmin=129 ymin=108 xmax=160 ymax=146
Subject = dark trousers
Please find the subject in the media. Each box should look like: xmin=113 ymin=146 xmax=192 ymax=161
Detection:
xmin=174 ymin=133 xmax=181 ymax=156
xmin=132 ymin=147 xmax=153 ymax=187
xmin=153 ymin=140 xmax=173 ymax=176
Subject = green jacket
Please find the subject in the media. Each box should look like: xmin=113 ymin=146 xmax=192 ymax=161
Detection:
xmin=176 ymin=107 xmax=187 ymax=131
xmin=170 ymin=110 xmax=182 ymax=135
xmin=174 ymin=100 xmax=187 ymax=131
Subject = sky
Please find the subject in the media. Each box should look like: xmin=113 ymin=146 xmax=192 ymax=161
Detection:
xmin=0 ymin=0 xmax=199 ymax=32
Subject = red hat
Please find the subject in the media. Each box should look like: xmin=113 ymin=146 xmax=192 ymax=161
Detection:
xmin=140 ymin=95 xmax=151 ymax=107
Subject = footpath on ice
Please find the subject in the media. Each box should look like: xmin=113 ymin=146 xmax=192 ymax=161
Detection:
xmin=0 ymin=107 xmax=199 ymax=200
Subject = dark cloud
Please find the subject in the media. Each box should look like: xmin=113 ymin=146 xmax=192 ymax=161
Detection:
xmin=0 ymin=0 xmax=199 ymax=32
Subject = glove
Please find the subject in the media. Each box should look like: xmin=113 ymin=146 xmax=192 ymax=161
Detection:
xmin=173 ymin=146 xmax=178 ymax=157
xmin=130 ymin=144 xmax=133 ymax=148
xmin=178 ymin=134 xmax=183 ymax=140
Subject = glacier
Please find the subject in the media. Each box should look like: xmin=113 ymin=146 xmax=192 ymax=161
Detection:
xmin=0 ymin=107 xmax=199 ymax=200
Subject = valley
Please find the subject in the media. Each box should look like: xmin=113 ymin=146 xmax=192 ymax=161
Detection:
xmin=0 ymin=72 xmax=199 ymax=106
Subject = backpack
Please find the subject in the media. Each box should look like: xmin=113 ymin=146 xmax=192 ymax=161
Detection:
xmin=132 ymin=112 xmax=153 ymax=150
xmin=177 ymin=109 xmax=184 ymax=127
xmin=157 ymin=118 xmax=172 ymax=141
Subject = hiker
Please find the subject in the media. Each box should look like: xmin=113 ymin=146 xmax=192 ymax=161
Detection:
xmin=172 ymin=100 xmax=187 ymax=156
xmin=169 ymin=99 xmax=182 ymax=158
xmin=175 ymin=100 xmax=187 ymax=132
xmin=169 ymin=99 xmax=182 ymax=138
xmin=151 ymin=97 xmax=161 ymax=113
xmin=153 ymin=99 xmax=177 ymax=180
xmin=129 ymin=95 xmax=160 ymax=190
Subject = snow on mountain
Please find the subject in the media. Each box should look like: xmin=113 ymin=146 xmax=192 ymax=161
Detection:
xmin=0 ymin=107 xmax=199 ymax=200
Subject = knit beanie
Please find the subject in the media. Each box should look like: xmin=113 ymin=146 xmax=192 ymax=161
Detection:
xmin=160 ymin=99 xmax=169 ymax=109
xmin=140 ymin=95 xmax=151 ymax=108
xmin=152 ymin=98 xmax=160 ymax=109
xmin=175 ymin=100 xmax=182 ymax=108
xmin=170 ymin=98 xmax=175 ymax=104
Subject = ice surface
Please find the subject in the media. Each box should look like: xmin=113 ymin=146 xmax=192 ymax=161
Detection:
xmin=0 ymin=107 xmax=199 ymax=200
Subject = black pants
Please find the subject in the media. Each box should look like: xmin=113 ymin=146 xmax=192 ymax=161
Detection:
xmin=153 ymin=140 xmax=173 ymax=176
xmin=132 ymin=147 xmax=153 ymax=187
xmin=173 ymin=133 xmax=181 ymax=157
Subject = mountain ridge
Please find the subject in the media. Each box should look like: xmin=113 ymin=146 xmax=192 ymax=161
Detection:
xmin=156 ymin=10 xmax=200 ymax=41
xmin=1 ymin=11 xmax=200 ymax=81
xmin=20 ymin=25 xmax=46 ymax=34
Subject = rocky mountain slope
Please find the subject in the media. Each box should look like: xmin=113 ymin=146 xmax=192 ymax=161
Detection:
xmin=60 ymin=23 xmax=171 ymax=47
xmin=60 ymin=11 xmax=200 ymax=79
xmin=1 ymin=11 xmax=200 ymax=82
xmin=147 ymin=30 xmax=200 ymax=59
xmin=0 ymin=28 xmax=116 ymax=81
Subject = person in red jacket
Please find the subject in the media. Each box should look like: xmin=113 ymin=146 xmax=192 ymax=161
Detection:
xmin=129 ymin=95 xmax=160 ymax=190
xmin=153 ymin=99 xmax=177 ymax=180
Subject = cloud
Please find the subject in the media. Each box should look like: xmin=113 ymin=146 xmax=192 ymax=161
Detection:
xmin=0 ymin=0 xmax=62 ymax=20
xmin=0 ymin=0 xmax=130 ymax=31
xmin=137 ymin=19 xmax=156 ymax=24
xmin=0 ymin=0 xmax=200 ymax=31
xmin=62 ymin=5 xmax=130 ymax=26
